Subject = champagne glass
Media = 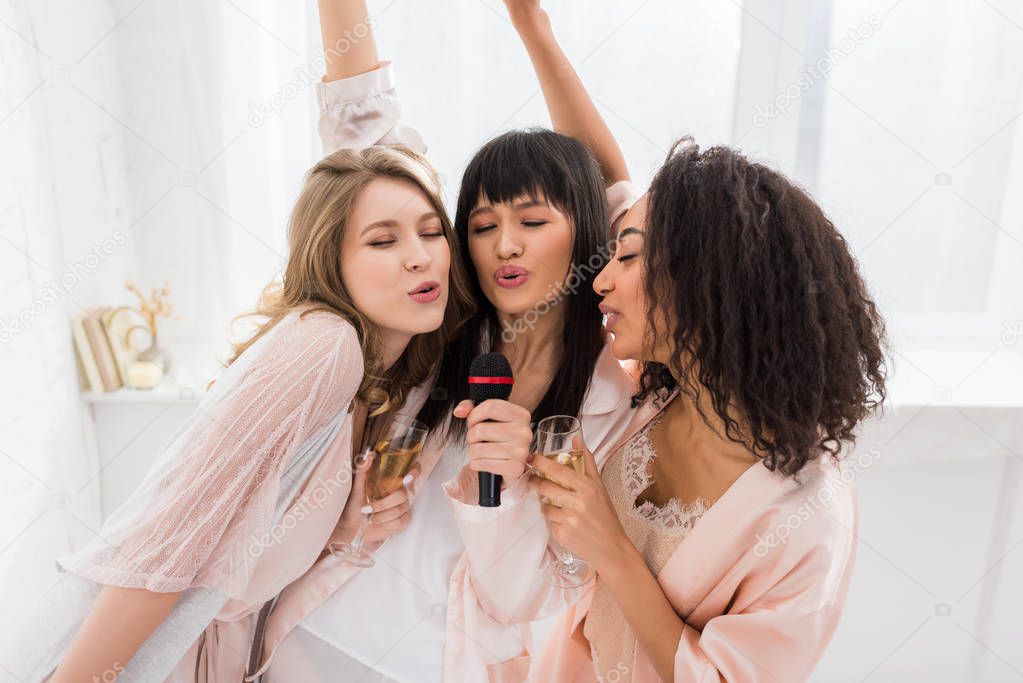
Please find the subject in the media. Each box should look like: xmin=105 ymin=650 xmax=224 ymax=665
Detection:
xmin=329 ymin=414 xmax=427 ymax=567
xmin=534 ymin=415 xmax=595 ymax=589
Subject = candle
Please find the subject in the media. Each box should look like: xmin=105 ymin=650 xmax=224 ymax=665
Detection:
xmin=127 ymin=360 xmax=163 ymax=389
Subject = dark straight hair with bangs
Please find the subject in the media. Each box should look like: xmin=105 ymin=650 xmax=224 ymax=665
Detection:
xmin=417 ymin=128 xmax=610 ymax=439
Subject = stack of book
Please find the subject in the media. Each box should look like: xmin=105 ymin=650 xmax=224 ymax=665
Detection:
xmin=71 ymin=308 xmax=137 ymax=393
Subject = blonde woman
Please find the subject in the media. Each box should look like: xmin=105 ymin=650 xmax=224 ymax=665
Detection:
xmin=10 ymin=145 xmax=474 ymax=681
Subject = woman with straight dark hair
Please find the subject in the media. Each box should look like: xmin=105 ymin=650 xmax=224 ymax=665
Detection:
xmin=246 ymin=2 xmax=646 ymax=681
xmin=416 ymin=127 xmax=612 ymax=440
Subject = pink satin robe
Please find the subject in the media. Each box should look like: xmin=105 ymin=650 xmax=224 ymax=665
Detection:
xmin=445 ymin=391 xmax=859 ymax=682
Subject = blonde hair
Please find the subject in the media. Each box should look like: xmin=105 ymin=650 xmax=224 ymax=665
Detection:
xmin=226 ymin=145 xmax=474 ymax=415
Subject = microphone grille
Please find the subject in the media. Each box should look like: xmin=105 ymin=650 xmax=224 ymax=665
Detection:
xmin=468 ymin=353 xmax=514 ymax=402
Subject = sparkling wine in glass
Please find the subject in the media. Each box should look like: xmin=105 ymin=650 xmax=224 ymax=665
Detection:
xmin=534 ymin=415 xmax=595 ymax=589
xmin=328 ymin=414 xmax=426 ymax=567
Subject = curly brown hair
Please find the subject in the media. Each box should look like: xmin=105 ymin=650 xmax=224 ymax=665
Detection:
xmin=636 ymin=138 xmax=887 ymax=476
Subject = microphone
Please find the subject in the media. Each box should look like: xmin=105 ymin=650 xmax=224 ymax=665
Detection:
xmin=468 ymin=353 xmax=514 ymax=507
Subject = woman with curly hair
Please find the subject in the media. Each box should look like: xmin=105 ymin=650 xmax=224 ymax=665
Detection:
xmin=450 ymin=2 xmax=888 ymax=681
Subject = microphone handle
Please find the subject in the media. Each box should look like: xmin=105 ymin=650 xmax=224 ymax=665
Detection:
xmin=478 ymin=471 xmax=502 ymax=508
xmin=475 ymin=408 xmax=502 ymax=507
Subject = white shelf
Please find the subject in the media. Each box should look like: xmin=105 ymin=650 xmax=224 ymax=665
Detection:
xmin=82 ymin=381 xmax=204 ymax=404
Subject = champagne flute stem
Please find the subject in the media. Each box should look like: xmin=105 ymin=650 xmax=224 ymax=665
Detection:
xmin=349 ymin=511 xmax=372 ymax=552
xmin=561 ymin=550 xmax=578 ymax=573
xmin=549 ymin=537 xmax=575 ymax=573
xmin=345 ymin=445 xmax=375 ymax=553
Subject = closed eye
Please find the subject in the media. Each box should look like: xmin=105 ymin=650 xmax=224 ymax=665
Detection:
xmin=617 ymin=254 xmax=637 ymax=263
xmin=472 ymin=224 xmax=495 ymax=235
xmin=522 ymin=220 xmax=547 ymax=228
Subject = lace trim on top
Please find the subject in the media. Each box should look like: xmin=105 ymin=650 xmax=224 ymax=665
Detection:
xmin=621 ymin=413 xmax=709 ymax=534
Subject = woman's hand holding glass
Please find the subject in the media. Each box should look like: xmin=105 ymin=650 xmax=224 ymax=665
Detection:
xmin=329 ymin=415 xmax=427 ymax=566
xmin=530 ymin=418 xmax=630 ymax=589
xmin=331 ymin=455 xmax=420 ymax=547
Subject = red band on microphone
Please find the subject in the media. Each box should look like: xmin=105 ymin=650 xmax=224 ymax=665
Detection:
xmin=467 ymin=376 xmax=514 ymax=384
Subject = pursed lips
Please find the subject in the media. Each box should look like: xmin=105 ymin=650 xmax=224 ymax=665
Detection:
xmin=494 ymin=265 xmax=529 ymax=288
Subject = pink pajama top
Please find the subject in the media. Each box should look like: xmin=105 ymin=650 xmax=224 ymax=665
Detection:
xmin=14 ymin=308 xmax=392 ymax=682
xmin=446 ymin=387 xmax=859 ymax=682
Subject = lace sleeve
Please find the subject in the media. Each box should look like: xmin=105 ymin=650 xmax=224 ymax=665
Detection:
xmin=61 ymin=310 xmax=363 ymax=597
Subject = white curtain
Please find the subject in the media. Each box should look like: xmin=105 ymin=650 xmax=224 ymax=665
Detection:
xmin=0 ymin=0 xmax=124 ymax=638
xmin=108 ymin=0 xmax=321 ymax=382
xmin=371 ymin=0 xmax=742 ymax=207
xmin=731 ymin=0 xmax=1023 ymax=345
xmin=820 ymin=0 xmax=1023 ymax=336
xmin=0 ymin=0 xmax=322 ymax=640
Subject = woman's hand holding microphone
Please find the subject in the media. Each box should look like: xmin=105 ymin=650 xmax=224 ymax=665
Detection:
xmin=453 ymin=399 xmax=534 ymax=490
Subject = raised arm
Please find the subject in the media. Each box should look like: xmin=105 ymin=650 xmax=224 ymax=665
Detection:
xmin=318 ymin=0 xmax=381 ymax=82
xmin=314 ymin=0 xmax=427 ymax=155
xmin=505 ymin=1 xmax=630 ymax=185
